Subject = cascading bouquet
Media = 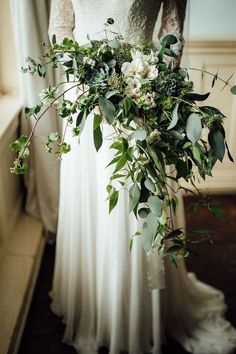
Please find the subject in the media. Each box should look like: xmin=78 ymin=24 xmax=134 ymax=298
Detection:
xmin=10 ymin=20 xmax=236 ymax=263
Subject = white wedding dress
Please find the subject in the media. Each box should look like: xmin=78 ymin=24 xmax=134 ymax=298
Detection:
xmin=48 ymin=1 xmax=236 ymax=353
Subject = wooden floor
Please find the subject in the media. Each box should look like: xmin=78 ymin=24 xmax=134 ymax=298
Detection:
xmin=19 ymin=194 xmax=236 ymax=354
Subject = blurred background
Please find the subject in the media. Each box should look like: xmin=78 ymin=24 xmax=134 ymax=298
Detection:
xmin=0 ymin=0 xmax=236 ymax=353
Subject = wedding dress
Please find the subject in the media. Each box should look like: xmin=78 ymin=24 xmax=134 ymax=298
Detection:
xmin=48 ymin=1 xmax=236 ymax=353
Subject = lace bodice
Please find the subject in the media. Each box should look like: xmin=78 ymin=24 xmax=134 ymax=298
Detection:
xmin=49 ymin=0 xmax=187 ymax=61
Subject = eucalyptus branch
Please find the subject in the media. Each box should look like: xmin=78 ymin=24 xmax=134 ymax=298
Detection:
xmin=188 ymin=67 xmax=234 ymax=88
xmin=16 ymin=83 xmax=82 ymax=163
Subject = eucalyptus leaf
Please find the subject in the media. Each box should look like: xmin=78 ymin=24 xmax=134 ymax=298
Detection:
xmin=161 ymin=34 xmax=178 ymax=46
xmin=185 ymin=92 xmax=210 ymax=101
xmin=169 ymin=130 xmax=184 ymax=140
xmin=144 ymin=177 xmax=156 ymax=192
xmin=105 ymin=90 xmax=120 ymax=99
xmin=108 ymin=38 xmax=121 ymax=49
xmin=186 ymin=113 xmax=202 ymax=143
xmin=167 ymin=103 xmax=179 ymax=130
xmin=141 ymin=222 xmax=154 ymax=252
xmin=129 ymin=129 xmax=147 ymax=141
xmin=129 ymin=183 xmax=141 ymax=212
xmin=208 ymin=130 xmax=225 ymax=162
xmin=148 ymin=196 xmax=163 ymax=217
xmin=138 ymin=208 xmax=150 ymax=218
xmin=147 ymin=212 xmax=158 ymax=233
xmin=230 ymin=85 xmax=236 ymax=95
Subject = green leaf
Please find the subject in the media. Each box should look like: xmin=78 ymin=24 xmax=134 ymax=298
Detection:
xmin=122 ymin=98 xmax=132 ymax=116
xmin=75 ymin=110 xmax=87 ymax=136
xmin=129 ymin=183 xmax=141 ymax=213
xmin=185 ymin=92 xmax=210 ymax=101
xmin=114 ymin=153 xmax=127 ymax=173
xmin=186 ymin=113 xmax=202 ymax=143
xmin=129 ymin=129 xmax=147 ymax=141
xmin=105 ymin=90 xmax=120 ymax=99
xmin=108 ymin=38 xmax=121 ymax=49
xmin=110 ymin=173 xmax=126 ymax=180
xmin=141 ymin=222 xmax=154 ymax=252
xmin=148 ymin=196 xmax=163 ymax=217
xmin=107 ymin=154 xmax=121 ymax=167
xmin=225 ymin=141 xmax=234 ymax=162
xmin=109 ymin=188 xmax=119 ymax=213
xmin=192 ymin=145 xmax=202 ymax=164
xmin=93 ymin=125 xmax=103 ymax=151
xmin=179 ymin=69 xmax=188 ymax=79
xmin=171 ymin=195 xmax=179 ymax=214
xmin=138 ymin=208 xmax=150 ymax=218
xmin=144 ymin=177 xmax=156 ymax=192
xmin=176 ymin=159 xmax=189 ymax=179
xmin=163 ymin=229 xmax=183 ymax=240
xmin=167 ymin=103 xmax=179 ymax=130
xmin=169 ymin=130 xmax=184 ymax=140
xmin=93 ymin=114 xmax=103 ymax=130
xmin=10 ymin=135 xmax=28 ymax=152
xmin=230 ymin=85 xmax=236 ymax=95
xmin=183 ymin=142 xmax=192 ymax=149
xmin=161 ymin=34 xmax=178 ymax=46
xmin=164 ymin=48 xmax=177 ymax=58
xmin=208 ymin=130 xmax=225 ymax=162
xmin=210 ymin=207 xmax=224 ymax=217
xmin=99 ymin=96 xmax=116 ymax=124
xmin=147 ymin=212 xmax=158 ymax=233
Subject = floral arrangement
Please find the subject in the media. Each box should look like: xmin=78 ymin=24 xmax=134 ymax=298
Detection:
xmin=10 ymin=20 xmax=236 ymax=263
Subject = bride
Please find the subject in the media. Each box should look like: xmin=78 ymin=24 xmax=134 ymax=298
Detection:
xmin=48 ymin=0 xmax=236 ymax=353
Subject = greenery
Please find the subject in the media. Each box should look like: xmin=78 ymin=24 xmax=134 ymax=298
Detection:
xmin=10 ymin=21 xmax=236 ymax=263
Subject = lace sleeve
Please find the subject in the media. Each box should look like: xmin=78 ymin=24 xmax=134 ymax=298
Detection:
xmin=159 ymin=0 xmax=187 ymax=63
xmin=48 ymin=0 xmax=75 ymax=44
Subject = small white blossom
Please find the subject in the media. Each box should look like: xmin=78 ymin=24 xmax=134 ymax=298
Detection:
xmin=126 ymin=77 xmax=142 ymax=98
xmin=144 ymin=92 xmax=156 ymax=108
xmin=83 ymin=56 xmax=95 ymax=67
xmin=147 ymin=129 xmax=161 ymax=144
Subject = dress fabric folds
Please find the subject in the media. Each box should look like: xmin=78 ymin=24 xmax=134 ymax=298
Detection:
xmin=49 ymin=0 xmax=236 ymax=353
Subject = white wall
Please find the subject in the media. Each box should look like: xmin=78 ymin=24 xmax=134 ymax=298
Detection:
xmin=189 ymin=0 xmax=236 ymax=39
xmin=0 ymin=0 xmax=18 ymax=94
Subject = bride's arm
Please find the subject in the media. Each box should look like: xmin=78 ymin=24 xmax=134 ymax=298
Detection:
xmin=158 ymin=0 xmax=188 ymax=64
xmin=48 ymin=0 xmax=75 ymax=43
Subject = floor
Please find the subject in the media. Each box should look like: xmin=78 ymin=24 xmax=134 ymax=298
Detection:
xmin=19 ymin=194 xmax=236 ymax=354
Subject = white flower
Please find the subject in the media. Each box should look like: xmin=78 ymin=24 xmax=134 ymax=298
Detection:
xmin=126 ymin=77 xmax=142 ymax=98
xmin=83 ymin=56 xmax=95 ymax=67
xmin=147 ymin=129 xmax=160 ymax=144
xmin=39 ymin=86 xmax=59 ymax=105
xmin=141 ymin=65 xmax=158 ymax=80
xmin=121 ymin=59 xmax=143 ymax=77
xmin=121 ymin=49 xmax=158 ymax=81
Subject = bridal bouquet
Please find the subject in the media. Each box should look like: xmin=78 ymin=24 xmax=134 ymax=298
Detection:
xmin=10 ymin=21 xmax=235 ymax=262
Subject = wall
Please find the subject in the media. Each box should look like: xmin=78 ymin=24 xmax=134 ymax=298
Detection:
xmin=0 ymin=0 xmax=19 ymax=94
xmin=189 ymin=0 xmax=236 ymax=40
